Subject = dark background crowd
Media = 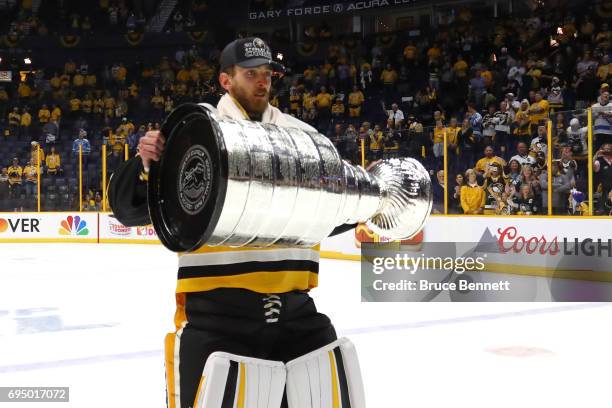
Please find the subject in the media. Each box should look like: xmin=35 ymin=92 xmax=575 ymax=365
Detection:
xmin=0 ymin=0 xmax=610 ymax=215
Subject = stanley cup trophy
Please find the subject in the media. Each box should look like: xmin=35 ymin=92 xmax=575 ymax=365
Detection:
xmin=147 ymin=103 xmax=432 ymax=252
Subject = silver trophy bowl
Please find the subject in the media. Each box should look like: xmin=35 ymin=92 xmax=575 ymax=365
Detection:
xmin=148 ymin=103 xmax=432 ymax=252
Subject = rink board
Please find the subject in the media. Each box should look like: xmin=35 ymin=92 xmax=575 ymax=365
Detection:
xmin=1 ymin=212 xmax=611 ymax=281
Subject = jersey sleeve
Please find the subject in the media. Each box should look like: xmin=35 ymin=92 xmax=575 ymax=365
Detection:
xmin=108 ymin=156 xmax=151 ymax=226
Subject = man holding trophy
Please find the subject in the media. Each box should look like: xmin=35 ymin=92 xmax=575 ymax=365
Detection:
xmin=109 ymin=37 xmax=431 ymax=408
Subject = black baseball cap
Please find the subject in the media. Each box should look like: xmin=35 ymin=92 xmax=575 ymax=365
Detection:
xmin=220 ymin=37 xmax=285 ymax=73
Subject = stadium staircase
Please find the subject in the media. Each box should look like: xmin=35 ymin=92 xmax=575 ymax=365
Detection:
xmin=145 ymin=0 xmax=178 ymax=33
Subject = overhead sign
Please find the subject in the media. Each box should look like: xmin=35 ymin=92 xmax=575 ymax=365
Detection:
xmin=248 ymin=0 xmax=420 ymax=20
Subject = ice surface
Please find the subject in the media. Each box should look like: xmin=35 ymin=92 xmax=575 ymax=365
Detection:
xmin=0 ymin=244 xmax=610 ymax=407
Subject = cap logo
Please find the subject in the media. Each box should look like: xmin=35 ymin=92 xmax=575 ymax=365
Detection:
xmin=253 ymin=37 xmax=266 ymax=48
xmin=244 ymin=37 xmax=272 ymax=60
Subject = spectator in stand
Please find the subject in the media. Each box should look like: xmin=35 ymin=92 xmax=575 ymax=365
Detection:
xmin=109 ymin=125 xmax=127 ymax=155
xmin=38 ymin=103 xmax=50 ymax=126
xmin=315 ymin=86 xmax=332 ymax=132
xmin=482 ymin=104 xmax=497 ymax=147
xmin=475 ymin=145 xmax=506 ymax=176
xmin=17 ymin=80 xmax=31 ymax=103
xmin=82 ymin=92 xmax=93 ymax=117
xmin=359 ymin=60 xmax=373 ymax=90
xmin=513 ymin=99 xmax=532 ymax=145
xmin=348 ymin=85 xmax=364 ymax=123
xmin=164 ymin=96 xmax=174 ymax=115
xmin=73 ymin=116 xmax=89 ymax=138
xmin=382 ymin=119 xmax=400 ymax=159
xmin=468 ymin=69 xmax=486 ymax=107
xmin=506 ymin=159 xmax=522 ymax=190
xmin=460 ymin=169 xmax=484 ymax=214
xmin=329 ymin=123 xmax=344 ymax=151
xmin=342 ymin=123 xmax=359 ymax=164
xmin=8 ymin=107 xmax=21 ymax=139
xmin=560 ymin=144 xmax=578 ymax=177
xmin=94 ymin=191 xmax=103 ymax=210
xmin=288 ymin=87 xmax=301 ymax=117
xmin=0 ymin=168 xmax=9 ymax=204
xmin=432 ymin=119 xmax=445 ymax=160
xmin=566 ymin=117 xmax=588 ymax=156
xmin=445 ymin=117 xmax=460 ymax=173
xmin=431 ymin=169 xmax=445 ymax=214
xmin=511 ymin=184 xmax=539 ymax=215
xmin=457 ymin=117 xmax=477 ymax=169
xmin=103 ymin=91 xmax=116 ymax=119
xmin=534 ymin=150 xmax=547 ymax=174
xmin=388 ymin=103 xmax=404 ymax=129
xmin=483 ymin=162 xmax=507 ymax=214
xmin=380 ymin=63 xmax=398 ymax=106
xmin=597 ymin=55 xmax=611 ymax=84
xmin=20 ymin=107 xmax=32 ymax=140
xmin=403 ymin=41 xmax=417 ymax=67
xmin=68 ymin=93 xmax=82 ymax=120
xmin=528 ymin=91 xmax=549 ymax=137
xmin=594 ymin=143 xmax=612 ymax=214
xmin=519 ymin=160 xmax=539 ymax=202
xmin=574 ymin=66 xmax=598 ymax=109
xmin=466 ymin=102 xmax=482 ymax=140
xmin=30 ymin=141 xmax=44 ymax=165
xmin=331 ymin=96 xmax=345 ymax=124
xmin=540 ymin=161 xmax=572 ymax=215
xmin=72 ymin=128 xmax=91 ymax=167
xmin=510 ymin=142 xmax=536 ymax=167
xmin=43 ymin=118 xmax=59 ymax=145
xmin=23 ymin=158 xmax=39 ymax=198
xmin=303 ymin=107 xmax=317 ymax=128
xmin=128 ymin=125 xmax=146 ymax=156
xmin=51 ymin=103 xmax=61 ymax=123
xmin=449 ymin=172 xmax=465 ymax=214
xmin=7 ymin=158 xmax=23 ymax=198
xmin=592 ymin=91 xmax=612 ymax=150
xmin=93 ymin=94 xmax=104 ymax=121
xmin=530 ymin=125 xmax=548 ymax=159
xmin=336 ymin=60 xmax=351 ymax=94
xmin=368 ymin=124 xmax=384 ymax=161
xmin=548 ymin=77 xmax=564 ymax=112
xmin=45 ymin=146 xmax=62 ymax=176
xmin=494 ymin=101 xmax=512 ymax=156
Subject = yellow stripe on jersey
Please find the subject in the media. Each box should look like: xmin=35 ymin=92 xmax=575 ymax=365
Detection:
xmin=174 ymin=293 xmax=187 ymax=329
xmin=176 ymin=271 xmax=318 ymax=294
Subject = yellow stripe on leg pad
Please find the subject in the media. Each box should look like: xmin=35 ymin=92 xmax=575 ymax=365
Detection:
xmin=328 ymin=351 xmax=340 ymax=408
xmin=237 ymin=362 xmax=246 ymax=408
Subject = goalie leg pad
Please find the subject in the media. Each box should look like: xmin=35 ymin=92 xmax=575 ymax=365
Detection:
xmin=193 ymin=352 xmax=286 ymax=408
xmin=285 ymin=337 xmax=366 ymax=408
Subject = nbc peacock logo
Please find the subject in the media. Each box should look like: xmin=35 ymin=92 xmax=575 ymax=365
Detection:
xmin=59 ymin=215 xmax=89 ymax=236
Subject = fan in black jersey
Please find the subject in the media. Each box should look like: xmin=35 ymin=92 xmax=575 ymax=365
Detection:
xmin=483 ymin=162 xmax=507 ymax=214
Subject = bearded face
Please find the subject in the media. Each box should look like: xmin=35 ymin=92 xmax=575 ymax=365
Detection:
xmin=223 ymin=65 xmax=272 ymax=117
